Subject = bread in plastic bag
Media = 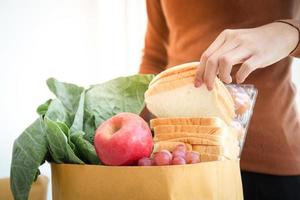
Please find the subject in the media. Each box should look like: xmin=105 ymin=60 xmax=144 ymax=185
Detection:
xmin=226 ymin=84 xmax=258 ymax=157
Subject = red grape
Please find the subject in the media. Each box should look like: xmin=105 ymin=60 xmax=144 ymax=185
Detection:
xmin=172 ymin=149 xmax=186 ymax=159
xmin=185 ymin=151 xmax=200 ymax=164
xmin=160 ymin=150 xmax=173 ymax=160
xmin=138 ymin=157 xmax=152 ymax=166
xmin=175 ymin=144 xmax=187 ymax=152
xmin=153 ymin=151 xmax=172 ymax=166
xmin=172 ymin=157 xmax=186 ymax=165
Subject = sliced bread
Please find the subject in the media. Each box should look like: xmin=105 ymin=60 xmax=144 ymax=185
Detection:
xmin=150 ymin=117 xmax=226 ymax=129
xmin=153 ymin=141 xmax=192 ymax=153
xmin=192 ymin=145 xmax=240 ymax=160
xmin=145 ymin=62 xmax=235 ymax=124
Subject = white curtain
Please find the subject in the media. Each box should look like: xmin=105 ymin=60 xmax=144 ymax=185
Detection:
xmin=0 ymin=1 xmax=146 ymax=199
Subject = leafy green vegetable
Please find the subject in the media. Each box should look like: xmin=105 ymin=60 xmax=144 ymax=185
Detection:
xmin=36 ymin=99 xmax=52 ymax=116
xmin=82 ymin=111 xmax=96 ymax=144
xmin=11 ymin=74 xmax=154 ymax=200
xmin=56 ymin=121 xmax=76 ymax=151
xmin=70 ymin=92 xmax=85 ymax=133
xmin=45 ymin=99 xmax=71 ymax=126
xmin=10 ymin=118 xmax=48 ymax=200
xmin=70 ymin=132 xmax=100 ymax=164
xmin=47 ymin=78 xmax=84 ymax=121
xmin=44 ymin=117 xmax=83 ymax=164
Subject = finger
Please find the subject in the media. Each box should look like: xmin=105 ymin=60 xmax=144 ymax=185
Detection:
xmin=204 ymin=31 xmax=227 ymax=56
xmin=236 ymin=55 xmax=261 ymax=83
xmin=218 ymin=46 xmax=252 ymax=83
xmin=194 ymin=63 xmax=205 ymax=87
xmin=195 ymin=32 xmax=226 ymax=87
xmin=204 ymin=40 xmax=238 ymax=90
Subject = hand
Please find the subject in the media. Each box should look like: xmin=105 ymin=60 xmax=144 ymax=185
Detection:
xmin=194 ymin=22 xmax=299 ymax=90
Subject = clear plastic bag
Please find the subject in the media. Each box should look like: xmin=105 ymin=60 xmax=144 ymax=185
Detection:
xmin=226 ymin=84 xmax=258 ymax=157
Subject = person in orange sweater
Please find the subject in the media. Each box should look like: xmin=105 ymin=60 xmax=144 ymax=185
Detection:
xmin=139 ymin=1 xmax=300 ymax=199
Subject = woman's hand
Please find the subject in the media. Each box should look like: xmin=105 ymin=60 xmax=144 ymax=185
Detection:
xmin=194 ymin=22 xmax=299 ymax=90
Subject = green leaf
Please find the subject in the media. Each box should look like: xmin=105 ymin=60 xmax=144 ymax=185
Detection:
xmin=82 ymin=111 xmax=96 ymax=144
xmin=70 ymin=132 xmax=100 ymax=164
xmin=46 ymin=78 xmax=84 ymax=116
xmin=85 ymin=74 xmax=154 ymax=130
xmin=36 ymin=99 xmax=52 ymax=116
xmin=10 ymin=118 xmax=48 ymax=200
xmin=55 ymin=121 xmax=76 ymax=151
xmin=45 ymin=99 xmax=71 ymax=126
xmin=70 ymin=91 xmax=85 ymax=133
xmin=44 ymin=92 xmax=80 ymax=150
xmin=44 ymin=117 xmax=84 ymax=164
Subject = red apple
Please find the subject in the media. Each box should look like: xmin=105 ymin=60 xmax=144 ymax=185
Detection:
xmin=94 ymin=112 xmax=153 ymax=166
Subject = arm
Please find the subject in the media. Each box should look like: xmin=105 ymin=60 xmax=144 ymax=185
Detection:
xmin=276 ymin=19 xmax=300 ymax=57
xmin=139 ymin=0 xmax=169 ymax=74
xmin=194 ymin=19 xmax=300 ymax=90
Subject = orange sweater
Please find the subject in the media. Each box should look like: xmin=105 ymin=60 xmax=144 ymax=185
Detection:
xmin=139 ymin=0 xmax=300 ymax=175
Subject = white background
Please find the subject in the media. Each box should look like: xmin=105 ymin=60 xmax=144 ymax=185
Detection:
xmin=0 ymin=0 xmax=299 ymax=199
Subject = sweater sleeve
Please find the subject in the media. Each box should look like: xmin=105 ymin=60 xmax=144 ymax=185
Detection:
xmin=276 ymin=19 xmax=300 ymax=58
xmin=139 ymin=0 xmax=169 ymax=74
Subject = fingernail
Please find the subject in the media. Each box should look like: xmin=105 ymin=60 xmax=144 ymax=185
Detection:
xmin=207 ymin=85 xmax=213 ymax=91
xmin=226 ymin=77 xmax=232 ymax=84
xmin=194 ymin=80 xmax=202 ymax=88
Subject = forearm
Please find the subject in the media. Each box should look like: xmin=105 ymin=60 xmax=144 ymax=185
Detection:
xmin=275 ymin=19 xmax=300 ymax=58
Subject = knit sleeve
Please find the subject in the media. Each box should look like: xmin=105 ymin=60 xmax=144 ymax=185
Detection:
xmin=139 ymin=0 xmax=169 ymax=74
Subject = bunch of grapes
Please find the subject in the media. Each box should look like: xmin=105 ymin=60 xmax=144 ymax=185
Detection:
xmin=138 ymin=144 xmax=200 ymax=166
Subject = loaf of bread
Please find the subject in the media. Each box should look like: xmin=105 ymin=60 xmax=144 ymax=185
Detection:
xmin=145 ymin=62 xmax=235 ymax=124
xmin=150 ymin=117 xmax=227 ymax=129
xmin=154 ymin=132 xmax=226 ymax=141
xmin=151 ymin=117 xmax=241 ymax=161
xmin=154 ymin=132 xmax=238 ymax=144
xmin=192 ymin=145 xmax=240 ymax=160
xmin=153 ymin=141 xmax=192 ymax=153
xmin=165 ymin=136 xmax=239 ymax=146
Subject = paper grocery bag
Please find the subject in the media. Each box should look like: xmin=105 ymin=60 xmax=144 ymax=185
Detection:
xmin=0 ymin=175 xmax=48 ymax=200
xmin=51 ymin=160 xmax=243 ymax=200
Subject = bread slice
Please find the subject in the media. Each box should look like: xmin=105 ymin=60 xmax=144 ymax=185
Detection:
xmin=154 ymin=132 xmax=225 ymax=141
xmin=150 ymin=117 xmax=226 ymax=129
xmin=192 ymin=145 xmax=240 ymax=160
xmin=149 ymin=62 xmax=199 ymax=86
xmin=165 ymin=136 xmax=239 ymax=146
xmin=154 ymin=132 xmax=234 ymax=143
xmin=154 ymin=125 xmax=222 ymax=135
xmin=145 ymin=62 xmax=235 ymax=124
xmin=153 ymin=124 xmax=239 ymax=139
xmin=153 ymin=141 xmax=192 ymax=153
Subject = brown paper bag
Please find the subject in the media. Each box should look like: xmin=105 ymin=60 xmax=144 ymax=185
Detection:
xmin=51 ymin=160 xmax=243 ymax=200
xmin=0 ymin=175 xmax=48 ymax=200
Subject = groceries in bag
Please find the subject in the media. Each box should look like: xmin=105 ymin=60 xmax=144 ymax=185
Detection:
xmin=145 ymin=62 xmax=257 ymax=161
